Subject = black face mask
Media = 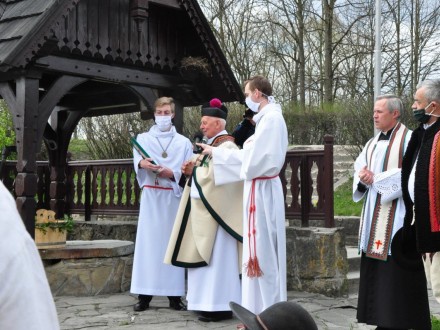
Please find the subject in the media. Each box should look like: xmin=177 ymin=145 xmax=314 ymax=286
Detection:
xmin=412 ymin=102 xmax=433 ymax=124
xmin=413 ymin=109 xmax=431 ymax=124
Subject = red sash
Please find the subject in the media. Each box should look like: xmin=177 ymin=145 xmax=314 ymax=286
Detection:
xmin=245 ymin=174 xmax=278 ymax=278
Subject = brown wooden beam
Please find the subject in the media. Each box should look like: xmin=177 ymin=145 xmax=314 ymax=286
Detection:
xmin=149 ymin=0 xmax=180 ymax=9
xmin=34 ymin=55 xmax=181 ymax=88
xmin=60 ymin=89 xmax=139 ymax=110
xmin=8 ymin=77 xmax=41 ymax=237
xmin=38 ymin=75 xmax=88 ymax=138
xmin=82 ymin=104 xmax=142 ymax=117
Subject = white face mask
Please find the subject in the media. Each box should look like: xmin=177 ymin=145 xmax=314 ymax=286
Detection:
xmin=155 ymin=115 xmax=172 ymax=131
xmin=245 ymin=96 xmax=260 ymax=113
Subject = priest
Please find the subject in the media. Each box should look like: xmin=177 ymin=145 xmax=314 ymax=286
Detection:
xmin=165 ymin=98 xmax=243 ymax=322
xmin=352 ymin=94 xmax=430 ymax=329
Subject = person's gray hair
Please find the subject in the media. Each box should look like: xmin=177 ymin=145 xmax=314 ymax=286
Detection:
xmin=218 ymin=118 xmax=226 ymax=129
xmin=416 ymin=80 xmax=440 ymax=103
xmin=376 ymin=94 xmax=403 ymax=118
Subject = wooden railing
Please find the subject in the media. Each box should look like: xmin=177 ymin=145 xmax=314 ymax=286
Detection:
xmin=1 ymin=136 xmax=334 ymax=227
xmin=280 ymin=135 xmax=334 ymax=227
xmin=66 ymin=159 xmax=142 ymax=220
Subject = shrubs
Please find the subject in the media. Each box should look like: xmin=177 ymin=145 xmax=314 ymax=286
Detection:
xmin=73 ymin=99 xmax=419 ymax=160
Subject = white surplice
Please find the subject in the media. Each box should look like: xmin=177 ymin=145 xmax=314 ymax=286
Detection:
xmin=353 ymin=130 xmax=411 ymax=255
xmin=130 ymin=125 xmax=193 ymax=296
xmin=0 ymin=181 xmax=60 ymax=330
xmin=212 ymin=103 xmax=288 ymax=314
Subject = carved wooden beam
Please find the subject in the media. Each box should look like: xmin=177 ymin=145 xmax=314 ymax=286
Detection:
xmin=131 ymin=0 xmax=149 ymax=21
xmin=38 ymin=75 xmax=88 ymax=134
xmin=126 ymin=85 xmax=158 ymax=120
xmin=34 ymin=56 xmax=181 ymax=88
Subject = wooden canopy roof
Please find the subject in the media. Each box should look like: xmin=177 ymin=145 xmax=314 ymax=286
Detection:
xmin=0 ymin=0 xmax=243 ymax=108
xmin=0 ymin=0 xmax=243 ymax=235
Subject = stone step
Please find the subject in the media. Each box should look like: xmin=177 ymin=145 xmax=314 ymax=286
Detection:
xmin=346 ymin=246 xmax=361 ymax=295
xmin=346 ymin=246 xmax=361 ymax=272
xmin=335 ymin=216 xmax=360 ymax=237
xmin=346 ymin=235 xmax=358 ymax=247
xmin=347 ymin=270 xmax=360 ymax=295
xmin=333 ymin=161 xmax=353 ymax=171
xmin=334 ymin=156 xmax=354 ymax=165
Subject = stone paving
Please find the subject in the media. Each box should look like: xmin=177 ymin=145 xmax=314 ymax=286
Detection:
xmin=55 ymin=289 xmax=440 ymax=329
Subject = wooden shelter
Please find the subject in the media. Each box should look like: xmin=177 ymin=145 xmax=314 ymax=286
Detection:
xmin=0 ymin=0 xmax=243 ymax=236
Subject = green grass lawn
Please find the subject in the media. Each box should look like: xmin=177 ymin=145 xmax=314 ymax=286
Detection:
xmin=334 ymin=179 xmax=362 ymax=216
xmin=68 ymin=139 xmax=92 ymax=160
xmin=433 ymin=315 xmax=440 ymax=329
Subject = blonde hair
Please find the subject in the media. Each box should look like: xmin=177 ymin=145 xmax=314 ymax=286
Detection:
xmin=154 ymin=97 xmax=175 ymax=112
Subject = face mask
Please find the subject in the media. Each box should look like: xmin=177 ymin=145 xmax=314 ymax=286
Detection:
xmin=155 ymin=115 xmax=172 ymax=131
xmin=413 ymin=102 xmax=433 ymax=124
xmin=245 ymin=96 xmax=260 ymax=113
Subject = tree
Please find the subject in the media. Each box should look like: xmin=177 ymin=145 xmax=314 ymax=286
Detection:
xmin=79 ymin=113 xmax=148 ymax=160
xmin=0 ymin=100 xmax=15 ymax=153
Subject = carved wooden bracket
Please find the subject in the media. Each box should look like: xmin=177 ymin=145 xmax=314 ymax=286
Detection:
xmin=130 ymin=0 xmax=149 ymax=32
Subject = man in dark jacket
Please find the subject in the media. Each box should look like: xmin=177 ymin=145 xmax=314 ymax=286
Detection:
xmin=399 ymin=79 xmax=440 ymax=306
xmin=232 ymin=108 xmax=255 ymax=148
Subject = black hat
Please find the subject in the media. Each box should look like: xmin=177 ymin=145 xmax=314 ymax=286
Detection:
xmin=201 ymin=98 xmax=228 ymax=119
xmin=391 ymin=225 xmax=424 ymax=271
xmin=230 ymin=301 xmax=318 ymax=330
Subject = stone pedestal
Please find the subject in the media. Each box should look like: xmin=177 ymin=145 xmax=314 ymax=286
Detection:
xmin=286 ymin=226 xmax=349 ymax=297
xmin=41 ymin=240 xmax=134 ymax=296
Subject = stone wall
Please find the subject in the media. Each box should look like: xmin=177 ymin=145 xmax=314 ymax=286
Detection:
xmin=286 ymin=226 xmax=349 ymax=297
xmin=68 ymin=220 xmax=138 ymax=242
xmin=66 ymin=221 xmax=349 ymax=297
xmin=41 ymin=240 xmax=134 ymax=296
xmin=45 ymin=256 xmax=133 ymax=296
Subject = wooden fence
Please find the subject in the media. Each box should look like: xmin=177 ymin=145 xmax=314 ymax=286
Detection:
xmin=1 ymin=136 xmax=334 ymax=227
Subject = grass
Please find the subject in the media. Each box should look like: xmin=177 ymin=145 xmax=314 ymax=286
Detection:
xmin=433 ymin=315 xmax=440 ymax=329
xmin=68 ymin=139 xmax=92 ymax=160
xmin=334 ymin=179 xmax=363 ymax=216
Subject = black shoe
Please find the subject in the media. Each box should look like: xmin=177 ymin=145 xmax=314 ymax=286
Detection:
xmin=168 ymin=296 xmax=187 ymax=311
xmin=133 ymin=295 xmax=152 ymax=312
xmin=198 ymin=311 xmax=233 ymax=322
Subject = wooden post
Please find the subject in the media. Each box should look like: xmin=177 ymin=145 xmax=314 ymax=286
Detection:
xmin=85 ymin=165 xmax=91 ymax=221
xmin=12 ymin=77 xmax=41 ymax=237
xmin=323 ymin=135 xmax=334 ymax=227
xmin=300 ymin=155 xmax=310 ymax=227
xmin=173 ymin=99 xmax=184 ymax=134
